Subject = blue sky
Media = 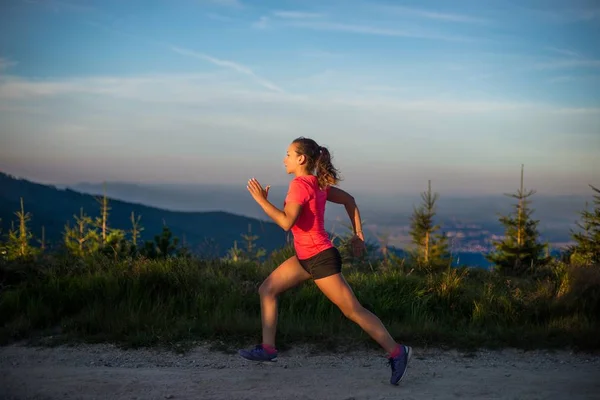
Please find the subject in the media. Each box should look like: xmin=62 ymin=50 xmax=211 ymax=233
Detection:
xmin=0 ymin=0 xmax=599 ymax=196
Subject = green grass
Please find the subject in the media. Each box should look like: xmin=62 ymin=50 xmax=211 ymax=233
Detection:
xmin=1 ymin=254 xmax=599 ymax=354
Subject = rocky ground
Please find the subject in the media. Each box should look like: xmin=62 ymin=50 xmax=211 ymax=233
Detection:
xmin=1 ymin=342 xmax=599 ymax=399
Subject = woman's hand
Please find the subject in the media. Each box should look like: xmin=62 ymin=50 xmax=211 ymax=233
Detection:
xmin=247 ymin=178 xmax=270 ymax=204
xmin=350 ymin=231 xmax=366 ymax=257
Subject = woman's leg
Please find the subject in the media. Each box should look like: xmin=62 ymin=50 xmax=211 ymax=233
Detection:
xmin=313 ymin=272 xmax=398 ymax=354
xmin=313 ymin=270 xmax=412 ymax=385
xmin=258 ymin=255 xmax=312 ymax=347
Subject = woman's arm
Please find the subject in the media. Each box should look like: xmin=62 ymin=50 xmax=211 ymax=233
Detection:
xmin=257 ymin=198 xmax=303 ymax=232
xmin=247 ymin=178 xmax=303 ymax=232
xmin=327 ymin=186 xmax=364 ymax=239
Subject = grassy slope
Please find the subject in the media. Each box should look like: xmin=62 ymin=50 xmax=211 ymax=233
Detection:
xmin=1 ymin=253 xmax=598 ymax=353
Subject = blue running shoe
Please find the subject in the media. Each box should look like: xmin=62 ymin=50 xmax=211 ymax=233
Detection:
xmin=238 ymin=344 xmax=278 ymax=362
xmin=388 ymin=345 xmax=412 ymax=385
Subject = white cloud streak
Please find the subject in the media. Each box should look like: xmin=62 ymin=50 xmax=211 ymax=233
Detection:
xmin=271 ymin=11 xmax=324 ymax=19
xmin=2 ymin=72 xmax=597 ymax=117
xmin=533 ymin=59 xmax=600 ymax=70
xmin=546 ymin=47 xmax=582 ymax=58
xmin=286 ymin=21 xmax=476 ymax=42
xmin=206 ymin=0 xmax=243 ymax=8
xmin=206 ymin=13 xmax=235 ymax=22
xmin=548 ymin=76 xmax=575 ymax=84
xmin=23 ymin=0 xmax=96 ymax=13
xmin=169 ymin=46 xmax=284 ymax=93
xmin=76 ymin=19 xmax=284 ymax=94
xmin=522 ymin=5 xmax=600 ymax=23
xmin=381 ymin=5 xmax=489 ymax=24
xmin=252 ymin=16 xmax=269 ymax=29
xmin=0 ymin=58 xmax=18 ymax=72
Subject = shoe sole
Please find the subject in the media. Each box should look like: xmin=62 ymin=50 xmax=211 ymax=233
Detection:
xmin=240 ymin=358 xmax=278 ymax=365
xmin=392 ymin=345 xmax=413 ymax=386
xmin=238 ymin=351 xmax=278 ymax=363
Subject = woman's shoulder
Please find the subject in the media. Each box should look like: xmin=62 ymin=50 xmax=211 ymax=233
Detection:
xmin=289 ymin=175 xmax=321 ymax=193
xmin=290 ymin=175 xmax=316 ymax=184
xmin=294 ymin=175 xmax=331 ymax=193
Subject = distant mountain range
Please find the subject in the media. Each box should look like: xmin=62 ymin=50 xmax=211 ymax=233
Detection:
xmin=1 ymin=172 xmax=589 ymax=268
xmin=0 ymin=172 xmax=290 ymax=258
xmin=68 ymin=180 xmax=590 ymax=251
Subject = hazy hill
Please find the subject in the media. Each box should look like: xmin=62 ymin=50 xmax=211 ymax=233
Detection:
xmin=2 ymin=172 xmax=586 ymax=267
xmin=69 ymin=181 xmax=589 ymax=249
xmin=0 ymin=172 xmax=290 ymax=257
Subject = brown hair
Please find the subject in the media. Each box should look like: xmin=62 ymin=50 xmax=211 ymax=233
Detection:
xmin=292 ymin=137 xmax=342 ymax=189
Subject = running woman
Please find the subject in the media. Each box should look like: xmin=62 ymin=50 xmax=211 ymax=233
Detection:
xmin=239 ymin=137 xmax=412 ymax=385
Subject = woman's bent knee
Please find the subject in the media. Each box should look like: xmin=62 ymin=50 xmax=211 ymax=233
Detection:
xmin=259 ymin=280 xmax=277 ymax=298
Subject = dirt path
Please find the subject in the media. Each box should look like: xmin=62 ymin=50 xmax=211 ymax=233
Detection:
xmin=1 ymin=342 xmax=599 ymax=400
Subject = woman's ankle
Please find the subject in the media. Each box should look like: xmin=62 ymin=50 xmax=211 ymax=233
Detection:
xmin=262 ymin=343 xmax=277 ymax=354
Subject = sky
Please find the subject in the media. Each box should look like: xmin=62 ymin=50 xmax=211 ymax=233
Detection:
xmin=0 ymin=0 xmax=599 ymax=196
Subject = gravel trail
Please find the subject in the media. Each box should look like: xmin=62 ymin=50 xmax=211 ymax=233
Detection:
xmin=1 ymin=342 xmax=599 ymax=399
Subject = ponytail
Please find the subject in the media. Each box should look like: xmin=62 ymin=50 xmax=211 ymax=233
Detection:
xmin=316 ymin=146 xmax=341 ymax=190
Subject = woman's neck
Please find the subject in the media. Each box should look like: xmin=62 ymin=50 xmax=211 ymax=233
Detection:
xmin=294 ymin=169 xmax=313 ymax=178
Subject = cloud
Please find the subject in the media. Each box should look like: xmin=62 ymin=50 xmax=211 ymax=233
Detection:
xmin=206 ymin=0 xmax=243 ymax=8
xmin=299 ymin=49 xmax=345 ymax=59
xmin=550 ymin=74 xmax=600 ymax=85
xmin=2 ymin=72 xmax=598 ymax=195
xmin=0 ymin=76 xmax=82 ymax=98
xmin=552 ymin=107 xmax=600 ymax=115
xmin=23 ymin=0 xmax=96 ymax=13
xmin=271 ymin=11 xmax=324 ymax=19
xmin=206 ymin=13 xmax=235 ymax=22
xmin=533 ymin=59 xmax=600 ymax=70
xmin=169 ymin=46 xmax=284 ymax=93
xmin=79 ymin=19 xmax=283 ymax=94
xmin=380 ymin=5 xmax=488 ymax=24
xmin=252 ymin=16 xmax=269 ymax=29
xmin=360 ymin=85 xmax=401 ymax=93
xmin=253 ymin=9 xmax=324 ymax=29
xmin=548 ymin=76 xmax=575 ymax=84
xmin=524 ymin=6 xmax=600 ymax=23
xmin=0 ymin=58 xmax=18 ymax=72
xmin=546 ymin=47 xmax=582 ymax=58
xmin=286 ymin=21 xmax=476 ymax=42
xmin=3 ymin=72 xmax=598 ymax=117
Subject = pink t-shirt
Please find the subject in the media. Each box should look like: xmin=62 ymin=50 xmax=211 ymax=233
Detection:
xmin=284 ymin=175 xmax=334 ymax=260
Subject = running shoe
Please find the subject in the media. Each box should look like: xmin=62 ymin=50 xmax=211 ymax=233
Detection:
xmin=238 ymin=344 xmax=278 ymax=362
xmin=388 ymin=345 xmax=412 ymax=385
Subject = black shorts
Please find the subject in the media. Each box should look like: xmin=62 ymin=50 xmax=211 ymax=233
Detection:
xmin=298 ymin=247 xmax=342 ymax=280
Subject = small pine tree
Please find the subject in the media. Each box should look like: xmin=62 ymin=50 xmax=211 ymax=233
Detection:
xmin=177 ymin=233 xmax=192 ymax=258
xmin=408 ymin=180 xmax=451 ymax=273
xmin=129 ymin=211 xmax=144 ymax=255
xmin=141 ymin=225 xmax=179 ymax=259
xmin=570 ymin=184 xmax=600 ymax=266
xmin=197 ymin=237 xmax=221 ymax=260
xmin=64 ymin=208 xmax=100 ymax=257
xmin=226 ymin=240 xmax=244 ymax=262
xmin=0 ymin=217 xmax=5 ymax=259
xmin=0 ymin=218 xmax=8 ymax=259
xmin=37 ymin=225 xmax=46 ymax=253
xmin=95 ymin=183 xmax=111 ymax=246
xmin=101 ymin=228 xmax=131 ymax=260
xmin=486 ymin=165 xmax=548 ymax=276
xmin=241 ymin=223 xmax=266 ymax=262
xmin=5 ymin=198 xmax=37 ymax=260
xmin=376 ymin=229 xmax=391 ymax=262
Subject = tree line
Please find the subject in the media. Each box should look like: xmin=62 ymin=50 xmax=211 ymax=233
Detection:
xmin=1 ymin=165 xmax=599 ymax=277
